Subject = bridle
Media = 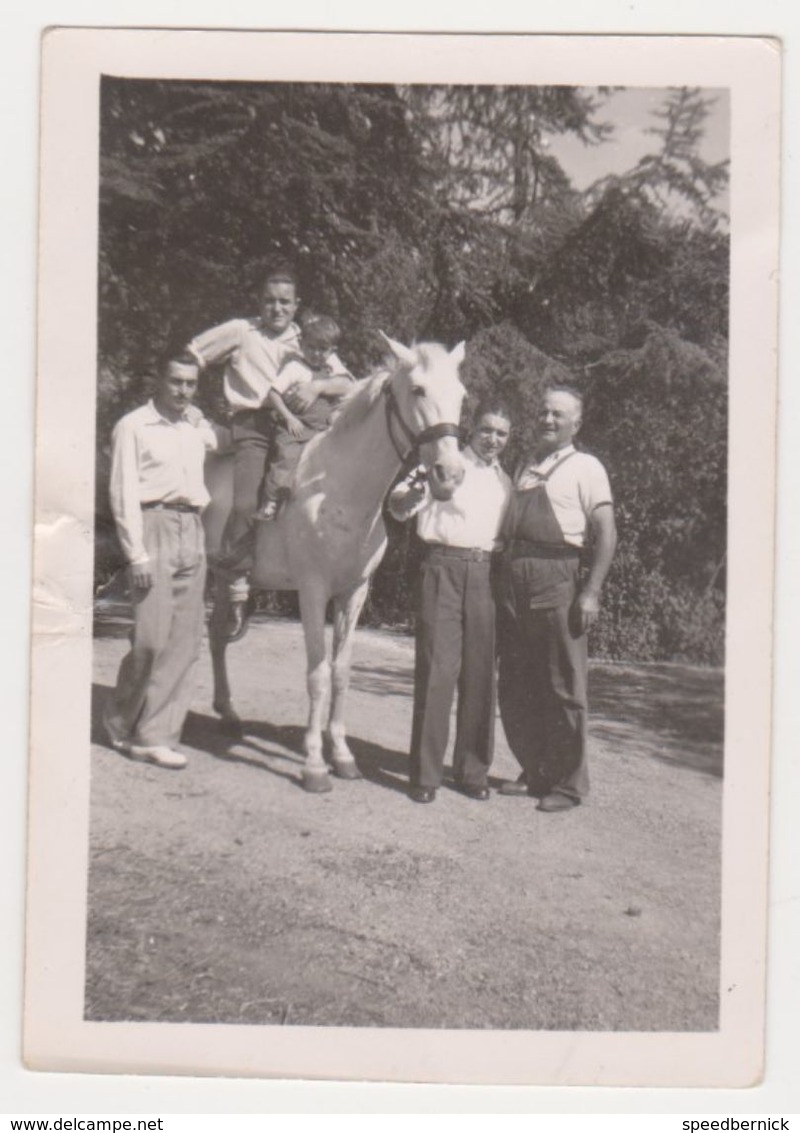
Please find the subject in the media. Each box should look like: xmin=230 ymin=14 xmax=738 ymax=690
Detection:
xmin=383 ymin=378 xmax=461 ymax=469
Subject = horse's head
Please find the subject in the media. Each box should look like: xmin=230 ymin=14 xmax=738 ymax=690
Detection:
xmin=381 ymin=333 xmax=467 ymax=500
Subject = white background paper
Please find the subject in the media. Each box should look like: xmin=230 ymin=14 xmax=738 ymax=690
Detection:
xmin=4 ymin=0 xmax=799 ymax=1117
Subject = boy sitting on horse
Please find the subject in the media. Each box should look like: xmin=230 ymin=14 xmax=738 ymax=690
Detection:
xmin=258 ymin=313 xmax=354 ymax=521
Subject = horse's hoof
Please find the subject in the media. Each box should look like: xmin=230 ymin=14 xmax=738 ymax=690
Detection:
xmin=303 ymin=770 xmax=333 ymax=794
xmin=331 ymin=759 xmax=362 ymax=781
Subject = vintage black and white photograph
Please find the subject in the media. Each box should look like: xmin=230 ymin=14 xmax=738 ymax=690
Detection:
xmin=26 ymin=30 xmax=779 ymax=1085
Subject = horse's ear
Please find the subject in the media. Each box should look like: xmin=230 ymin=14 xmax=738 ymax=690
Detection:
xmin=450 ymin=341 xmax=466 ymax=368
xmin=378 ymin=330 xmax=417 ymax=368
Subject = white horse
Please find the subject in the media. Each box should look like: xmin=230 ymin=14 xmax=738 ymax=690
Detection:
xmin=204 ymin=335 xmax=467 ymax=792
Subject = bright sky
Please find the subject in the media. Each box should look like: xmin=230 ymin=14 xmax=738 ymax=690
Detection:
xmin=549 ymin=86 xmax=730 ymax=206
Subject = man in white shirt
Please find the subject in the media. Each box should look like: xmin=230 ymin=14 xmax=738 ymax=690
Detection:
xmin=186 ymin=269 xmax=350 ymax=639
xmin=103 ymin=359 xmax=217 ymax=770
xmin=496 ymin=386 xmax=617 ymax=812
xmin=185 ymin=266 xmax=301 ymax=638
xmin=389 ymin=398 xmax=513 ymax=803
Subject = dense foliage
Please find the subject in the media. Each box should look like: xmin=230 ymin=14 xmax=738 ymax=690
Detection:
xmin=97 ymin=79 xmax=729 ymax=664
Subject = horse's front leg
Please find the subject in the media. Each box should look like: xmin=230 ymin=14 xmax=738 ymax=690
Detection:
xmin=298 ymin=585 xmax=333 ymax=793
xmin=328 ymin=580 xmax=370 ymax=779
xmin=209 ymin=573 xmax=243 ymax=738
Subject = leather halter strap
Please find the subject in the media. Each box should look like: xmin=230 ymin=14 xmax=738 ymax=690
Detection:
xmin=383 ymin=380 xmax=461 ymax=466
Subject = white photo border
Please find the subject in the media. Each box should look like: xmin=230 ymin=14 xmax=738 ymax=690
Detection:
xmin=26 ymin=28 xmax=780 ymax=1087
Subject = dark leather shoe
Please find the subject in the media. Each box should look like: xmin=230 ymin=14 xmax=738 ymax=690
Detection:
xmin=455 ymin=782 xmax=490 ymax=801
xmin=537 ymin=793 xmax=580 ymax=813
xmin=409 ymin=785 xmax=437 ymax=803
xmin=498 ymin=777 xmax=533 ymax=797
xmin=226 ymin=600 xmax=249 ymax=643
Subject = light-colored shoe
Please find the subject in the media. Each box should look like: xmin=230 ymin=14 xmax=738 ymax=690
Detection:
xmin=112 ymin=740 xmax=187 ymax=770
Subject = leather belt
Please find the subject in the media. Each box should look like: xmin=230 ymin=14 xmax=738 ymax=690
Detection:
xmin=141 ymin=501 xmax=201 ymax=514
xmin=424 ymin=543 xmax=495 ymax=563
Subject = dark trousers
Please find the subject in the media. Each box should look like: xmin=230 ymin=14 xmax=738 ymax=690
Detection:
xmin=410 ymin=548 xmax=497 ymax=789
xmin=497 ymin=596 xmax=589 ymax=801
xmin=221 ymin=413 xmax=272 ymax=599
xmin=264 ymin=398 xmax=335 ymax=499
xmin=264 ymin=430 xmax=306 ymax=497
xmin=226 ymin=412 xmax=272 ymax=547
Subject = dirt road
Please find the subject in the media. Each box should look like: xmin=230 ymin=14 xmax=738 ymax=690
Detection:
xmin=87 ymin=615 xmax=723 ymax=1032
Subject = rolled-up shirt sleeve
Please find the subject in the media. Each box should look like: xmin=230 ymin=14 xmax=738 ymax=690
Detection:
xmin=187 ymin=319 xmax=246 ymax=370
xmin=108 ymin=417 xmax=148 ymax=566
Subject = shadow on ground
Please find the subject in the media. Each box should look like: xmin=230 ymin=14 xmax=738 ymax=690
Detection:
xmin=92 ymin=605 xmax=724 ymax=784
xmin=88 ymin=622 xmax=724 ymax=1033
xmin=349 ymin=661 xmax=414 ymax=699
xmin=92 ymin=680 xmax=412 ymax=797
xmin=590 ymin=663 xmax=723 ymax=778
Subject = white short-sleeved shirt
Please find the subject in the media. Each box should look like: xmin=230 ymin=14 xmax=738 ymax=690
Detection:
xmin=391 ymin=444 xmax=512 ymax=552
xmin=514 ymin=444 xmax=613 ymax=548
xmin=188 ymin=318 xmax=300 ymax=410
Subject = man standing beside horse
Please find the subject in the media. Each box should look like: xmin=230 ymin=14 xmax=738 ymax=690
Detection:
xmin=103 ymin=358 xmax=217 ymax=770
xmin=495 ymin=385 xmax=617 ymax=812
xmin=389 ymin=396 xmax=513 ymax=803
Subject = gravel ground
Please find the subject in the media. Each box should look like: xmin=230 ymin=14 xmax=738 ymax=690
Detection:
xmin=86 ymin=614 xmax=723 ymax=1032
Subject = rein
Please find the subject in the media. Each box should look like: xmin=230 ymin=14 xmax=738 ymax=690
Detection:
xmin=383 ymin=380 xmax=461 ymax=469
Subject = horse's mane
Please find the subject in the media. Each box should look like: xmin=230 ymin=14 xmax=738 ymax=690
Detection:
xmin=327 ymin=343 xmax=455 ymax=439
xmin=326 ymin=369 xmax=390 ymax=438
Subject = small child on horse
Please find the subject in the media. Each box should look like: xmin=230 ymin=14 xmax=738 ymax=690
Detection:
xmin=258 ymin=313 xmax=354 ymax=520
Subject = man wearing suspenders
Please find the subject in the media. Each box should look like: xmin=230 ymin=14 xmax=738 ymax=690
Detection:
xmin=496 ymin=386 xmax=617 ymax=812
